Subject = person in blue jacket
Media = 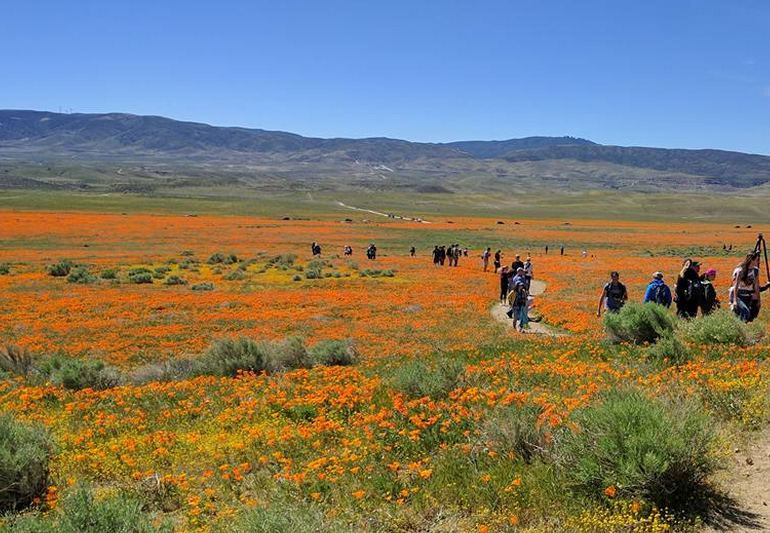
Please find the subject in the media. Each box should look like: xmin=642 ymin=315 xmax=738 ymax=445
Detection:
xmin=643 ymin=271 xmax=672 ymax=307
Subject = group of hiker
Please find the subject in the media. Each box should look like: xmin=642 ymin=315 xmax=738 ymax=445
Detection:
xmin=433 ymin=244 xmax=467 ymax=267
xmin=493 ymin=254 xmax=536 ymax=332
xmin=598 ymin=251 xmax=770 ymax=323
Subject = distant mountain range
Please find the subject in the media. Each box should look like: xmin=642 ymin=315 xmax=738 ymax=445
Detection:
xmin=2 ymin=109 xmax=769 ymax=193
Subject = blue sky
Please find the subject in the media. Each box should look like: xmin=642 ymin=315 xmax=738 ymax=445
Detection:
xmin=3 ymin=1 xmax=770 ymax=153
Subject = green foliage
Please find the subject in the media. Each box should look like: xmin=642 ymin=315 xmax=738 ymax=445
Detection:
xmin=129 ymin=358 xmax=196 ymax=384
xmin=197 ymin=337 xmax=311 ymax=377
xmin=266 ymin=254 xmax=297 ymax=268
xmin=0 ymin=345 xmax=34 ymax=377
xmin=152 ymin=266 xmax=171 ymax=279
xmin=304 ymin=259 xmax=327 ymax=279
xmin=208 ymin=252 xmax=238 ymax=265
xmin=557 ymin=389 xmax=717 ymax=510
xmin=223 ymin=270 xmax=245 ymax=281
xmin=679 ymin=309 xmax=750 ymax=346
xmin=309 ymin=339 xmax=358 ymax=366
xmin=6 ymin=484 xmax=168 ymax=533
xmin=127 ymin=267 xmax=153 ymax=284
xmin=163 ymin=275 xmax=187 ymax=286
xmin=603 ymin=302 xmax=675 ymax=344
xmin=391 ymin=358 xmax=465 ymax=400
xmin=646 ymin=333 xmax=691 ymax=366
xmin=66 ymin=266 xmax=96 ymax=284
xmin=46 ymin=260 xmax=73 ymax=277
xmin=0 ymin=263 xmax=10 ymax=275
xmin=0 ymin=414 xmax=51 ymax=512
xmin=359 ymin=268 xmax=395 ymax=278
xmin=221 ymin=501 xmax=343 ymax=533
xmin=483 ymin=403 xmax=547 ymax=463
xmin=191 ymin=282 xmax=214 ymax=291
xmin=37 ymin=356 xmax=120 ymax=391
xmin=99 ymin=268 xmax=118 ymax=280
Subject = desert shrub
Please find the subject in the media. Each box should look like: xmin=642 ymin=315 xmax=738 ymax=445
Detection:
xmin=164 ymin=275 xmax=187 ymax=286
xmin=46 ymin=260 xmax=74 ymax=277
xmin=7 ymin=484 xmax=166 ymax=533
xmin=267 ymin=254 xmax=296 ymax=268
xmin=191 ymin=282 xmax=214 ymax=291
xmin=646 ymin=333 xmax=691 ymax=366
xmin=100 ymin=268 xmax=118 ymax=280
xmin=66 ymin=266 xmax=96 ymax=284
xmin=264 ymin=337 xmax=312 ymax=372
xmin=223 ymin=270 xmax=245 ymax=281
xmin=37 ymin=356 xmax=120 ymax=391
xmin=0 ymin=345 xmax=34 ymax=377
xmin=130 ymin=358 xmax=196 ymax=384
xmin=197 ymin=337 xmax=311 ymax=377
xmin=391 ymin=358 xmax=465 ymax=400
xmin=0 ymin=414 xmax=51 ymax=512
xmin=679 ymin=309 xmax=750 ymax=346
xmin=304 ymin=269 xmax=321 ymax=279
xmin=178 ymin=259 xmax=197 ymax=270
xmin=221 ymin=501 xmax=341 ymax=533
xmin=309 ymin=339 xmax=358 ymax=366
xmin=153 ymin=266 xmax=171 ymax=279
xmin=0 ymin=263 xmax=10 ymax=275
xmin=208 ymin=252 xmax=238 ymax=265
xmin=482 ymin=403 xmax=547 ymax=463
xmin=127 ymin=267 xmax=153 ymax=284
xmin=557 ymin=389 xmax=717 ymax=510
xmin=603 ymin=302 xmax=675 ymax=344
xmin=360 ymin=268 xmax=395 ymax=278
xmin=180 ymin=250 xmax=195 ymax=257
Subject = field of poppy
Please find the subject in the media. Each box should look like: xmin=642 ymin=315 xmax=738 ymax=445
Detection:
xmin=1 ymin=200 xmax=769 ymax=532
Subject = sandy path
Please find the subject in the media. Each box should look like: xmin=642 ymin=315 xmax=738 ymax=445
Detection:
xmin=335 ymin=201 xmax=431 ymax=223
xmin=490 ymin=279 xmax=566 ymax=336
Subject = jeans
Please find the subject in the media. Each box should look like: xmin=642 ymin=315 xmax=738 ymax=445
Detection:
xmin=734 ymin=299 xmax=752 ymax=322
xmin=513 ymin=305 xmax=529 ymax=329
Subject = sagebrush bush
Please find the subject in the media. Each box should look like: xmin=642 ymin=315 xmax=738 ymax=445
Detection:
xmin=66 ymin=266 xmax=96 ymax=284
xmin=164 ymin=275 xmax=187 ymax=286
xmin=267 ymin=254 xmax=296 ymax=268
xmin=38 ymin=356 xmax=120 ymax=390
xmin=0 ymin=414 xmax=51 ymax=512
xmin=127 ymin=268 xmax=153 ymax=284
xmin=0 ymin=263 xmax=10 ymax=275
xmin=223 ymin=270 xmax=245 ymax=281
xmin=197 ymin=337 xmax=311 ymax=377
xmin=0 ymin=345 xmax=34 ymax=377
xmin=129 ymin=358 xmax=196 ymax=384
xmin=679 ymin=309 xmax=750 ymax=346
xmin=264 ymin=337 xmax=312 ymax=372
xmin=557 ymin=389 xmax=717 ymax=510
xmin=208 ymin=252 xmax=238 ymax=265
xmin=47 ymin=260 xmax=74 ymax=277
xmin=603 ymin=302 xmax=675 ymax=344
xmin=483 ymin=403 xmax=547 ymax=463
xmin=391 ymin=358 xmax=465 ymax=400
xmin=646 ymin=333 xmax=691 ymax=366
xmin=309 ymin=339 xmax=358 ymax=366
xmin=100 ymin=268 xmax=118 ymax=280
xmin=191 ymin=282 xmax=214 ymax=291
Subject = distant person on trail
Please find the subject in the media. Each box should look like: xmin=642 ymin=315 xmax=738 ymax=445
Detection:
xmin=366 ymin=243 xmax=377 ymax=260
xmin=700 ymin=269 xmax=720 ymax=315
xmin=499 ymin=266 xmax=510 ymax=304
xmin=507 ymin=269 xmax=529 ymax=332
xmin=482 ymin=248 xmax=491 ymax=272
xmin=675 ymin=258 xmax=702 ymax=318
xmin=511 ymin=254 xmax=524 ymax=274
xmin=493 ymin=250 xmax=502 ymax=272
xmin=439 ymin=246 xmax=447 ymax=266
xmin=410 ymin=246 xmax=416 ymax=257
xmin=643 ymin=271 xmax=672 ymax=308
xmin=432 ymin=246 xmax=440 ymax=266
xmin=560 ymin=245 xmax=565 ymax=256
xmin=312 ymin=242 xmax=322 ymax=256
xmin=523 ymin=256 xmax=533 ymax=290
xmin=597 ymin=271 xmax=628 ymax=317
xmin=343 ymin=245 xmax=353 ymax=256
xmin=545 ymin=245 xmax=549 ymax=255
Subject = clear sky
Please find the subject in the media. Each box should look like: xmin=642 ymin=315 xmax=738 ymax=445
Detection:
xmin=3 ymin=1 xmax=770 ymax=154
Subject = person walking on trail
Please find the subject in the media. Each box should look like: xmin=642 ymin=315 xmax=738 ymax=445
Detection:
xmin=493 ymin=250 xmax=502 ymax=272
xmin=511 ymin=254 xmax=524 ymax=274
xmin=700 ymin=268 xmax=720 ymax=315
xmin=675 ymin=258 xmax=702 ymax=318
xmin=343 ymin=245 xmax=353 ymax=256
xmin=545 ymin=245 xmax=549 ymax=255
xmin=499 ymin=265 xmax=511 ymax=304
xmin=730 ymin=252 xmax=769 ymax=322
xmin=482 ymin=248 xmax=491 ymax=272
xmin=560 ymin=245 xmax=565 ymax=256
xmin=439 ymin=246 xmax=447 ymax=266
xmin=597 ymin=271 xmax=628 ymax=317
xmin=523 ymin=256 xmax=534 ymax=290
xmin=312 ymin=242 xmax=322 ymax=256
xmin=432 ymin=246 xmax=440 ymax=266
xmin=410 ymin=246 xmax=416 ymax=257
xmin=643 ymin=272 xmax=672 ymax=307
xmin=507 ymin=270 xmax=530 ymax=332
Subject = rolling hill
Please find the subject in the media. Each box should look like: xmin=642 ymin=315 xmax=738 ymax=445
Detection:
xmin=2 ymin=109 xmax=770 ymax=194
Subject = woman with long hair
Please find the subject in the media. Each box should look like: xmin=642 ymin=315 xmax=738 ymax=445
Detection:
xmin=731 ymin=252 xmax=760 ymax=322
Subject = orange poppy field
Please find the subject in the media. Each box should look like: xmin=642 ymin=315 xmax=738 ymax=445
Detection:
xmin=1 ymin=205 xmax=769 ymax=531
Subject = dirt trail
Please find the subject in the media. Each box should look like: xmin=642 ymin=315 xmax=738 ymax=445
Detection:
xmin=702 ymin=429 xmax=770 ymax=532
xmin=335 ymin=201 xmax=431 ymax=223
xmin=490 ymin=279 xmax=567 ymax=336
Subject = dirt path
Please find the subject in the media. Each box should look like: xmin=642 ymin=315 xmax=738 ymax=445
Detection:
xmin=335 ymin=201 xmax=431 ymax=223
xmin=490 ymin=279 xmax=567 ymax=337
xmin=702 ymin=429 xmax=770 ymax=532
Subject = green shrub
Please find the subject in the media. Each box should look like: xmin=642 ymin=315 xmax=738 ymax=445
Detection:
xmin=223 ymin=270 xmax=245 ymax=281
xmin=0 ymin=345 xmax=34 ymax=377
xmin=603 ymin=302 xmax=675 ymax=344
xmin=267 ymin=254 xmax=297 ymax=268
xmin=181 ymin=250 xmax=195 ymax=257
xmin=129 ymin=358 xmax=196 ymax=384
xmin=391 ymin=358 xmax=465 ymax=400
xmin=164 ymin=275 xmax=187 ymax=286
xmin=197 ymin=337 xmax=311 ymax=377
xmin=37 ymin=356 xmax=120 ymax=390
xmin=483 ymin=403 xmax=547 ymax=463
xmin=360 ymin=268 xmax=395 ymax=278
xmin=208 ymin=252 xmax=238 ymax=265
xmin=0 ymin=414 xmax=51 ymax=512
xmin=0 ymin=263 xmax=10 ymax=275
xmin=646 ymin=333 xmax=691 ymax=366
xmin=66 ymin=266 xmax=96 ymax=284
xmin=100 ymin=268 xmax=118 ymax=280
xmin=6 ymin=484 xmax=167 ymax=533
xmin=309 ymin=339 xmax=358 ymax=366
xmin=47 ymin=260 xmax=74 ymax=277
xmin=557 ymin=389 xmax=717 ymax=510
xmin=679 ymin=309 xmax=750 ymax=346
xmin=264 ymin=337 xmax=312 ymax=373
xmin=153 ymin=266 xmax=171 ymax=279
xmin=221 ymin=501 xmax=341 ymax=533
xmin=127 ymin=267 xmax=153 ymax=284
xmin=191 ymin=282 xmax=214 ymax=291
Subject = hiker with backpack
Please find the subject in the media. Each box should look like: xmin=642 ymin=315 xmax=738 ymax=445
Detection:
xmin=700 ymin=268 xmax=720 ymax=315
xmin=597 ymin=271 xmax=628 ymax=317
xmin=506 ymin=268 xmax=529 ymax=332
xmin=643 ymin=272 xmax=672 ymax=307
xmin=675 ymin=258 xmax=702 ymax=318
